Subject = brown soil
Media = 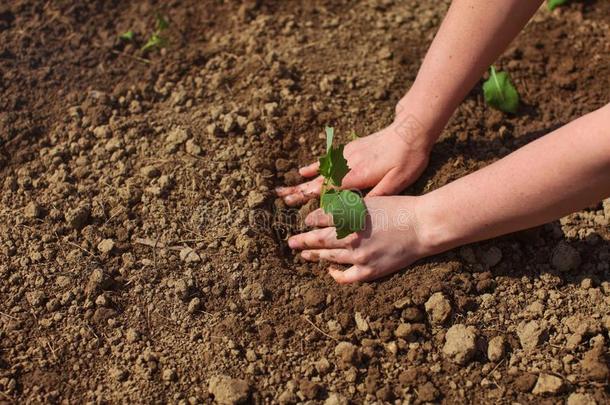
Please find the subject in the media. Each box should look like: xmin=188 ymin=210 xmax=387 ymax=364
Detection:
xmin=1 ymin=0 xmax=609 ymax=404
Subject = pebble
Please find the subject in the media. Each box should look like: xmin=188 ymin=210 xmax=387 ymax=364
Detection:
xmin=425 ymin=292 xmax=452 ymax=324
xmin=551 ymin=242 xmax=581 ymax=272
xmin=240 ymin=282 xmax=266 ymax=301
xmin=162 ymin=368 xmax=177 ymax=382
xmin=354 ymin=312 xmax=369 ymax=332
xmin=442 ymin=324 xmax=478 ymax=365
xmin=567 ymin=392 xmax=597 ymax=405
xmin=24 ymin=201 xmax=43 ymax=219
xmin=179 ymin=247 xmax=201 ymax=263
xmin=517 ymin=320 xmax=548 ymax=350
xmin=324 ymin=393 xmax=348 ymax=405
xmin=532 ymin=373 xmax=564 ymax=395
xmin=188 ymin=297 xmax=201 ymax=314
xmin=97 ymin=239 xmax=115 ymax=254
xmin=208 ymin=375 xmax=250 ymax=405
xmin=334 ymin=341 xmax=360 ymax=366
xmin=487 ymin=335 xmax=505 ymax=362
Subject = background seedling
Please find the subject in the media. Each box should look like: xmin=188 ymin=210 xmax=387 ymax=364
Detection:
xmin=548 ymin=0 xmax=568 ymax=11
xmin=142 ymin=14 xmax=169 ymax=52
xmin=483 ymin=66 xmax=520 ymax=114
xmin=319 ymin=127 xmax=367 ymax=239
xmin=119 ymin=30 xmax=134 ymax=41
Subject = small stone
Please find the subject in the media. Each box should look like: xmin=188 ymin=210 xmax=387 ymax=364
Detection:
xmin=174 ymin=279 xmax=190 ymax=301
xmin=185 ymin=139 xmax=202 ymax=155
xmin=299 ymin=379 xmax=321 ymax=400
xmin=354 ymin=312 xmax=369 ymax=332
xmin=86 ymin=268 xmax=108 ymax=295
xmin=188 ymin=297 xmax=201 ymax=314
xmin=443 ymin=324 xmax=478 ymax=365
xmin=240 ymin=283 xmax=266 ymax=301
xmin=179 ymin=247 xmax=201 ymax=263
xmin=207 ymin=123 xmax=221 ymax=137
xmin=140 ymin=165 xmax=161 ymax=178
xmin=315 ymin=357 xmax=331 ymax=375
xmin=162 ymin=368 xmax=177 ymax=382
xmin=334 ymin=341 xmax=360 ymax=366
xmin=125 ymin=328 xmax=140 ymax=343
xmin=514 ymin=373 xmax=537 ymax=392
xmin=567 ymin=393 xmax=597 ymax=405
xmin=208 ymin=375 xmax=250 ymax=405
xmin=394 ymin=323 xmax=416 ymax=340
xmin=425 ymin=292 xmax=452 ymax=324
xmin=65 ymin=205 xmax=90 ymax=230
xmin=581 ymin=344 xmax=609 ymax=381
xmin=222 ymin=114 xmax=236 ymax=134
xmin=393 ymin=297 xmax=412 ymax=309
xmin=417 ymin=381 xmax=439 ymax=402
xmin=517 ymin=320 xmax=548 ymax=350
xmin=324 ymin=393 xmax=348 ymax=405
xmin=95 ymin=294 xmax=109 ymax=307
xmin=97 ymin=239 xmax=115 ymax=254
xmin=26 ymin=291 xmax=46 ymax=307
xmin=580 ymin=278 xmax=594 ymax=289
xmin=487 ymin=336 xmax=506 ymax=362
xmin=551 ymin=242 xmax=581 ymax=272
xmin=166 ymin=127 xmax=189 ymax=145
xmin=24 ymin=201 xmax=44 ymax=219
xmin=532 ymin=373 xmax=564 ymax=395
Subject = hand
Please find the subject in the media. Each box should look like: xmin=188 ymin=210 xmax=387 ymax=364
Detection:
xmin=276 ymin=113 xmax=435 ymax=206
xmin=287 ymin=196 xmax=433 ymax=283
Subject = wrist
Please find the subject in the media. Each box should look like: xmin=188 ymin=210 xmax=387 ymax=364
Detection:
xmin=412 ymin=192 xmax=460 ymax=257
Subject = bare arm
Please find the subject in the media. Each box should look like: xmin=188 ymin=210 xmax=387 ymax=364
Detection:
xmin=399 ymin=0 xmax=544 ymax=145
xmin=420 ymin=104 xmax=610 ymax=252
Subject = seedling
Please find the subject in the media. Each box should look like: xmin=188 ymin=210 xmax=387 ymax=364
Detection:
xmin=319 ymin=127 xmax=367 ymax=239
xmin=119 ymin=30 xmax=134 ymax=41
xmin=548 ymin=0 xmax=568 ymax=11
xmin=142 ymin=14 xmax=169 ymax=52
xmin=483 ymin=66 xmax=519 ymax=114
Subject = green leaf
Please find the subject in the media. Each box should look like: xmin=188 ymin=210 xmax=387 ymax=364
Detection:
xmin=483 ymin=66 xmax=519 ymax=114
xmin=321 ymin=189 xmax=367 ymax=239
xmin=548 ymin=0 xmax=568 ymax=11
xmin=141 ymin=33 xmax=167 ymax=52
xmin=319 ymin=126 xmax=349 ymax=187
xmin=119 ymin=30 xmax=134 ymax=41
xmin=325 ymin=126 xmax=334 ymax=152
xmin=349 ymin=131 xmax=359 ymax=141
xmin=156 ymin=14 xmax=170 ymax=31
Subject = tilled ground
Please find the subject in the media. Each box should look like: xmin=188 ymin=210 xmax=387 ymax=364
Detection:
xmin=0 ymin=0 xmax=609 ymax=404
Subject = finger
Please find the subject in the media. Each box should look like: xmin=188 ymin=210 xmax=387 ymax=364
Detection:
xmin=299 ymin=161 xmax=320 ymax=177
xmin=281 ymin=176 xmax=324 ymax=206
xmin=328 ymin=265 xmax=373 ymax=284
xmin=288 ymin=227 xmax=351 ymax=250
xmin=367 ymin=167 xmax=406 ymax=197
xmin=301 ymin=249 xmax=353 ymax=264
xmin=305 ymin=208 xmax=333 ymax=227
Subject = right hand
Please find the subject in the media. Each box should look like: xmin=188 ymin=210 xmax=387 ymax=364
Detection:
xmin=276 ymin=114 xmax=435 ymax=206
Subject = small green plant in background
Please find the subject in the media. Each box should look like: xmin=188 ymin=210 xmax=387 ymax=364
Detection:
xmin=483 ymin=66 xmax=520 ymax=114
xmin=548 ymin=0 xmax=568 ymax=11
xmin=142 ymin=14 xmax=169 ymax=52
xmin=319 ymin=127 xmax=367 ymax=239
xmin=119 ymin=30 xmax=134 ymax=41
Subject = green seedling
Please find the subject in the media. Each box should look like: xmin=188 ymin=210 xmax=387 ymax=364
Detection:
xmin=319 ymin=127 xmax=367 ymax=239
xmin=349 ymin=131 xmax=359 ymax=141
xmin=142 ymin=14 xmax=169 ymax=52
xmin=548 ymin=0 xmax=568 ymax=11
xmin=483 ymin=66 xmax=520 ymax=114
xmin=119 ymin=30 xmax=134 ymax=41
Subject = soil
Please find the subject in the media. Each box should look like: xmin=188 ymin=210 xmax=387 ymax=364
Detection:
xmin=1 ymin=0 xmax=609 ymax=404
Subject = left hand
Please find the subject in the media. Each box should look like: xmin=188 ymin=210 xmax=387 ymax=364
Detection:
xmin=288 ymin=196 xmax=431 ymax=283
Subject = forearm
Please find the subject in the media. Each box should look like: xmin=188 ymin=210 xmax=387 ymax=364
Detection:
xmin=396 ymin=0 xmax=543 ymax=145
xmin=419 ymin=104 xmax=610 ymax=252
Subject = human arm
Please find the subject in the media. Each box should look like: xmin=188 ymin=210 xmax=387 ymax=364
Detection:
xmin=289 ymin=104 xmax=610 ymax=283
xmin=277 ymin=0 xmax=545 ymax=205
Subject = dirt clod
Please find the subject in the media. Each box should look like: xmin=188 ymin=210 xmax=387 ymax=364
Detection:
xmin=532 ymin=373 xmax=564 ymax=395
xmin=424 ymin=292 xmax=452 ymax=325
xmin=208 ymin=375 xmax=250 ymax=405
xmin=442 ymin=324 xmax=478 ymax=365
xmin=517 ymin=320 xmax=548 ymax=351
xmin=487 ymin=335 xmax=506 ymax=362
xmin=551 ymin=241 xmax=581 ymax=272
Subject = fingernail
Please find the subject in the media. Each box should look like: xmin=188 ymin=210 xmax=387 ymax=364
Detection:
xmin=275 ymin=187 xmax=285 ymax=194
xmin=285 ymin=195 xmax=297 ymax=205
xmin=288 ymin=238 xmax=297 ymax=249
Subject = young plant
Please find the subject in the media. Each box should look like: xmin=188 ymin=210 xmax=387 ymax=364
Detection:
xmin=119 ymin=30 xmax=134 ymax=41
xmin=548 ymin=0 xmax=568 ymax=11
xmin=319 ymin=127 xmax=367 ymax=239
xmin=142 ymin=14 xmax=169 ymax=52
xmin=483 ymin=66 xmax=520 ymax=114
